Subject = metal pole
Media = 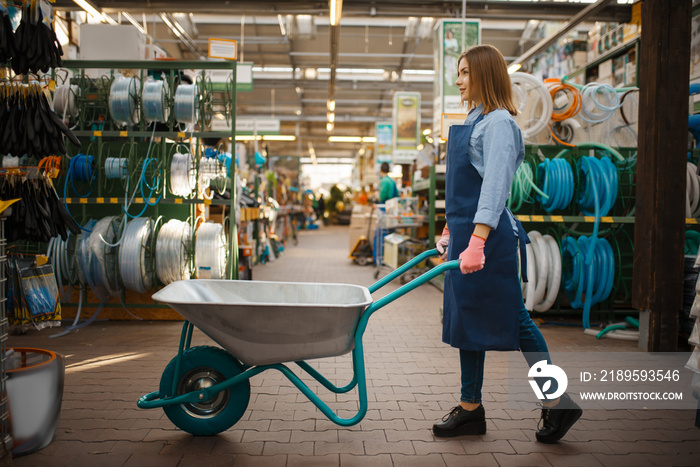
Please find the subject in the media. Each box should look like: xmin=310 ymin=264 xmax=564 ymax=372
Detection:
xmin=461 ymin=0 xmax=466 ymax=51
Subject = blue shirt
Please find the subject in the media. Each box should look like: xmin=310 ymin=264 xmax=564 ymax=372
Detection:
xmin=464 ymin=104 xmax=524 ymax=233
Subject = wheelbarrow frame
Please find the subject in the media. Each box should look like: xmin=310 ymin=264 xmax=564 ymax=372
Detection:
xmin=138 ymin=249 xmax=458 ymax=428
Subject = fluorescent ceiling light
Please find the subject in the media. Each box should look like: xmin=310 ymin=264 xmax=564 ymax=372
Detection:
xmin=73 ymin=0 xmax=115 ymax=24
xmin=507 ymin=63 xmax=522 ymax=74
xmin=122 ymin=11 xmax=146 ymax=35
xmin=329 ymin=136 xmax=361 ymax=143
xmin=253 ymin=66 xmax=294 ymax=73
xmin=326 ymin=122 xmax=334 ymax=132
xmin=329 ymin=0 xmax=343 ymax=26
xmin=327 ymin=112 xmax=335 ymax=123
xmin=262 ymin=135 xmax=296 ymax=141
xmin=235 ymin=135 xmax=296 ymax=141
xmin=301 ymin=157 xmax=355 ymax=165
xmin=327 ymin=100 xmax=335 ymax=112
xmin=277 ymin=14 xmax=287 ymax=36
xmin=362 ymin=137 xmax=376 ymax=143
xmin=336 ymin=68 xmax=385 ymax=74
xmin=403 ymin=69 xmax=435 ymax=75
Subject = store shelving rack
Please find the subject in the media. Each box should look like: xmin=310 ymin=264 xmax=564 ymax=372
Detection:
xmin=53 ymin=60 xmax=239 ymax=314
xmin=413 ymin=144 xmax=645 ymax=322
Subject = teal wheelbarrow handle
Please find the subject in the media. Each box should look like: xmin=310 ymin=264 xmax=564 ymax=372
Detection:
xmin=368 ymin=248 xmax=458 ymax=293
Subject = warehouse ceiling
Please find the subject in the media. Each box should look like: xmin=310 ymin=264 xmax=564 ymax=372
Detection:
xmin=54 ymin=1 xmax=633 ymax=160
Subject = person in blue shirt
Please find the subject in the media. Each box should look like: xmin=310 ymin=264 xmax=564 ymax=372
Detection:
xmin=432 ymin=44 xmax=582 ymax=444
xmin=378 ymin=162 xmax=399 ymax=202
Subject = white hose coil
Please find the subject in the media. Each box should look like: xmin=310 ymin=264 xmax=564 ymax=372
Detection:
xmin=54 ymin=84 xmax=80 ymax=118
xmin=522 ymin=231 xmax=562 ymax=312
xmin=105 ymin=157 xmax=128 ymax=180
xmin=119 ymin=217 xmax=155 ymax=293
xmin=687 ymin=162 xmax=700 ymax=218
xmin=174 ymin=83 xmax=199 ymax=125
xmin=156 ymin=219 xmax=193 ymax=285
xmin=88 ymin=216 xmax=120 ymax=297
xmin=199 ymin=157 xmax=226 ymax=186
xmin=195 ymin=222 xmax=228 ymax=279
xmin=142 ymin=78 xmax=170 ymax=124
xmin=109 ymin=76 xmax=139 ymax=127
xmin=579 ymin=83 xmax=620 ymax=124
xmin=510 ymin=72 xmax=553 ymax=140
xmin=170 ymin=152 xmax=196 ymax=197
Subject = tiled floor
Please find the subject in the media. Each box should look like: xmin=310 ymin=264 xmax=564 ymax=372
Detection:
xmin=8 ymin=225 xmax=700 ymax=466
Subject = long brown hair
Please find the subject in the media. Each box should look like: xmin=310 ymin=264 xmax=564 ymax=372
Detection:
xmin=458 ymin=44 xmax=517 ymax=116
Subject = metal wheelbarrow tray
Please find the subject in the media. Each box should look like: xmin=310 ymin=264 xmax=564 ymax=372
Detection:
xmin=138 ymin=250 xmax=460 ymax=436
xmin=151 ymin=279 xmax=373 ymax=366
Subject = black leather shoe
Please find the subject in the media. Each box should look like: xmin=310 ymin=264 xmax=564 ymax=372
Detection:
xmin=432 ymin=405 xmax=486 ymax=437
xmin=535 ymin=393 xmax=582 ymax=444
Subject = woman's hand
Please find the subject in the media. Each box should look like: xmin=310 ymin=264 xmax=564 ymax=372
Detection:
xmin=436 ymin=227 xmax=450 ymax=260
xmin=459 ymin=235 xmax=486 ymax=274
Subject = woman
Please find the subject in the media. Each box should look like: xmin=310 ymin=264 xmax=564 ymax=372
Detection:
xmin=432 ymin=44 xmax=582 ymax=443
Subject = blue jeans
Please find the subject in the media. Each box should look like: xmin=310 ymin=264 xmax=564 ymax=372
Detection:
xmin=460 ymin=308 xmax=549 ymax=403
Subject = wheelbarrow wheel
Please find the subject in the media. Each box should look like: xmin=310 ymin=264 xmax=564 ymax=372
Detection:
xmin=160 ymin=346 xmax=250 ymax=436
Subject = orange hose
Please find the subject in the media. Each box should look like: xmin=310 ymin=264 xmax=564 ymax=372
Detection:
xmin=548 ymin=124 xmax=576 ymax=147
xmin=38 ymin=156 xmax=63 ymax=178
xmin=544 ymin=78 xmax=582 ymax=121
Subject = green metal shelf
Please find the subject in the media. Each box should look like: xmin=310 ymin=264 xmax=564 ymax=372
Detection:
xmin=61 ymin=197 xmax=231 ymax=206
xmin=72 ymin=130 xmax=233 ymax=139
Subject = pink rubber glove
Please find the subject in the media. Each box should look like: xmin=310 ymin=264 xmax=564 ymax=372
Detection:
xmin=459 ymin=235 xmax=486 ymax=274
xmin=436 ymin=227 xmax=450 ymax=259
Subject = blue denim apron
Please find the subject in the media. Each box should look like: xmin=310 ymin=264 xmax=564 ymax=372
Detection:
xmin=443 ymin=113 xmax=530 ymax=351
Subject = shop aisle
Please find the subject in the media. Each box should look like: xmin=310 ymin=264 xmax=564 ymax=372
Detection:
xmin=9 ymin=225 xmax=700 ymax=467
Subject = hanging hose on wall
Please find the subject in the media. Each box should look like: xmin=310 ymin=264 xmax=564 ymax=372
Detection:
xmin=510 ymin=72 xmax=553 ymax=141
xmin=576 ymin=156 xmax=619 ymax=218
xmin=174 ymin=83 xmax=199 ymax=127
xmin=562 ymin=235 xmax=615 ymax=329
xmin=509 ymin=160 xmax=550 ymax=212
xmin=170 ymin=151 xmax=196 ymax=197
xmin=536 ymin=158 xmax=574 ymax=212
xmin=105 ymin=157 xmax=129 ymax=181
xmin=522 ymin=231 xmax=562 ymax=312
xmin=109 ymin=76 xmax=140 ymax=127
xmin=54 ymin=84 xmax=80 ymax=122
xmin=156 ymin=219 xmax=193 ymax=285
xmin=687 ymin=162 xmax=700 ymax=218
xmin=579 ymin=83 xmax=621 ymax=124
xmin=123 ymin=155 xmax=162 ymax=219
xmin=545 ymin=78 xmax=582 ymax=122
xmin=559 ymin=147 xmax=620 ymax=330
xmin=142 ymin=78 xmax=170 ymax=124
xmin=119 ymin=217 xmax=155 ymax=294
xmin=195 ymin=222 xmax=228 ymax=280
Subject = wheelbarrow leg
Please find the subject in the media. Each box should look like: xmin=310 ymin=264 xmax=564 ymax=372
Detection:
xmin=296 ymin=352 xmax=359 ymax=394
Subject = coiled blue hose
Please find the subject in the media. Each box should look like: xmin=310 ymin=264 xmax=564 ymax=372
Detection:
xmin=536 ymin=158 xmax=574 ymax=212
xmin=562 ymin=235 xmax=615 ymax=329
xmin=576 ymin=156 xmax=618 ymax=217
xmin=66 ymin=154 xmax=96 ymax=197
xmin=123 ymin=157 xmax=162 ymax=219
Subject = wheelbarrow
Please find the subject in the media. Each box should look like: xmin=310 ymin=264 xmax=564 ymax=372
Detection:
xmin=138 ymin=249 xmax=458 ymax=435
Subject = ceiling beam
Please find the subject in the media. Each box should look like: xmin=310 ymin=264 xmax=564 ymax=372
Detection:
xmin=55 ymin=1 xmax=632 ymax=22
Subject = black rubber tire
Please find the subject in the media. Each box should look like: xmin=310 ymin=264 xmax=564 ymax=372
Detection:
xmin=159 ymin=345 xmax=250 ymax=436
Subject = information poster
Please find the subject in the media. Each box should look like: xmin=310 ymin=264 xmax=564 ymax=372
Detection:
xmin=433 ymin=19 xmax=481 ymax=134
xmin=392 ymin=92 xmax=420 ymax=164
xmin=375 ymin=122 xmax=393 ymax=165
